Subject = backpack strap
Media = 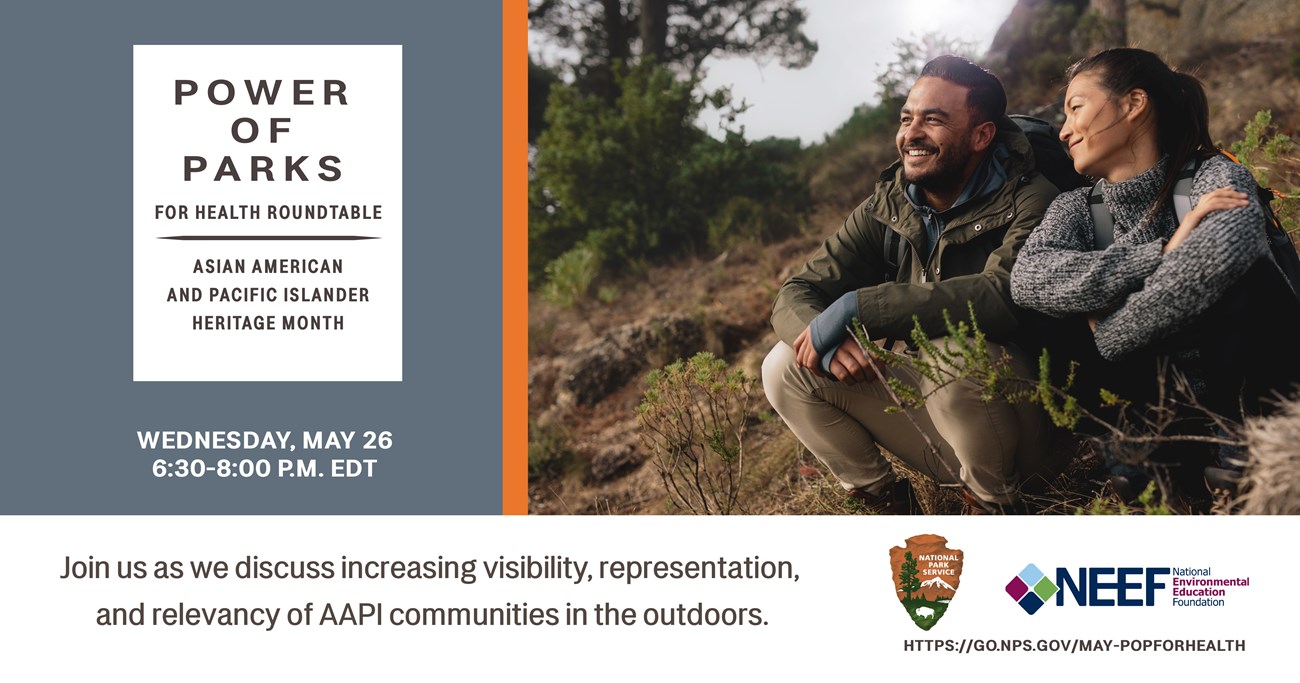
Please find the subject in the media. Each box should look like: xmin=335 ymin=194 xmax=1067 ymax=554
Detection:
xmin=1088 ymin=182 xmax=1114 ymax=248
xmin=1170 ymin=160 xmax=1199 ymax=221
xmin=879 ymin=227 xmax=908 ymax=351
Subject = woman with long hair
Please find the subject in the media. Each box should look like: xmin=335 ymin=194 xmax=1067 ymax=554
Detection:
xmin=1009 ymin=48 xmax=1300 ymax=497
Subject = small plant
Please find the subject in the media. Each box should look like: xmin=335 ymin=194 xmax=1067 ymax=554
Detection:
xmin=844 ymin=304 xmax=1024 ymax=485
xmin=1229 ymin=110 xmax=1293 ymax=188
xmin=596 ymin=285 xmax=619 ymax=304
xmin=528 ymin=315 xmax=559 ymax=357
xmin=849 ymin=304 xmax=1250 ymax=513
xmin=1228 ymin=110 xmax=1299 ymax=235
xmin=541 ymin=245 xmax=601 ymax=309
xmin=849 ymin=304 xmax=1029 ymax=410
xmin=1035 ymin=350 xmax=1081 ymax=429
xmin=528 ymin=419 xmax=575 ymax=481
xmin=1134 ymin=480 xmax=1173 ymax=515
xmin=1076 ymin=481 xmax=1172 ymax=516
xmin=706 ymin=195 xmax=800 ymax=252
xmin=637 ymin=352 xmax=758 ymax=514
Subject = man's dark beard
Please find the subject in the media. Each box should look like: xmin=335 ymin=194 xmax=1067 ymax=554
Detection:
xmin=901 ymin=139 xmax=973 ymax=198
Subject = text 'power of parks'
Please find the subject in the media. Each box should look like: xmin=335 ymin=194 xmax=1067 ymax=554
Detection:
xmin=133 ymin=45 xmax=403 ymax=381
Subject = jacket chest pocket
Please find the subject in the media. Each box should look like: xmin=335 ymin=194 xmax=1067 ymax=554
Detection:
xmin=933 ymin=221 xmax=1009 ymax=280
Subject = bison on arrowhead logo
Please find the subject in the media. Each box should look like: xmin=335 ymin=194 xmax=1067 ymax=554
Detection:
xmin=890 ymin=534 xmax=963 ymax=630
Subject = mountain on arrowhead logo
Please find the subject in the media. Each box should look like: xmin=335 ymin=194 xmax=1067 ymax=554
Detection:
xmin=890 ymin=534 xmax=963 ymax=630
xmin=920 ymin=576 xmax=956 ymax=591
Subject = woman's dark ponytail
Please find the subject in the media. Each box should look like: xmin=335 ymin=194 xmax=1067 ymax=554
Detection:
xmin=1159 ymin=71 xmax=1216 ymax=196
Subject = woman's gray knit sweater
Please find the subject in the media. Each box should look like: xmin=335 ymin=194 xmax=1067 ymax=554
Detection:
xmin=1010 ymin=155 xmax=1268 ymax=360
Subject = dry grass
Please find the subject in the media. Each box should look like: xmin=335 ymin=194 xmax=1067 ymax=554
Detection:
xmin=1239 ymin=396 xmax=1300 ymax=514
xmin=736 ymin=413 xmax=1114 ymax=516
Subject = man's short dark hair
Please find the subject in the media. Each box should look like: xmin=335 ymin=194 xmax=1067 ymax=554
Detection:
xmin=918 ymin=55 xmax=1007 ymax=125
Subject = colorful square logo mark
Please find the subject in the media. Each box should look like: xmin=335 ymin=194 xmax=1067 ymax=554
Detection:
xmin=1006 ymin=564 xmax=1058 ymax=614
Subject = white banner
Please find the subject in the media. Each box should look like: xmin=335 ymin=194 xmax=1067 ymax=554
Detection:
xmin=3 ymin=516 xmax=1289 ymax=679
xmin=133 ymin=45 xmax=403 ymax=381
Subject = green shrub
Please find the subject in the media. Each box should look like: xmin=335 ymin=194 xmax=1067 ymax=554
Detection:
xmin=637 ymin=352 xmax=758 ymax=514
xmin=596 ymin=285 xmax=619 ymax=304
xmin=1230 ymin=110 xmax=1293 ymax=188
xmin=827 ymin=102 xmax=895 ymax=144
xmin=856 ymin=307 xmax=1244 ymax=514
xmin=1077 ymin=481 xmax=1173 ymax=516
xmin=540 ymin=245 xmax=601 ymax=308
xmin=533 ymin=64 xmax=706 ymax=276
xmin=707 ymin=195 xmax=800 ymax=251
xmin=528 ymin=419 xmax=574 ymax=481
xmin=1229 ymin=110 xmax=1298 ymax=236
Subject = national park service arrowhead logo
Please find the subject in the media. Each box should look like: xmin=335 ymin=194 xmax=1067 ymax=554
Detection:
xmin=890 ymin=534 xmax=963 ymax=630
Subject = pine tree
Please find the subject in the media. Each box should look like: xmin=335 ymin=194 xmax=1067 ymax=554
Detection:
xmin=899 ymin=551 xmax=921 ymax=602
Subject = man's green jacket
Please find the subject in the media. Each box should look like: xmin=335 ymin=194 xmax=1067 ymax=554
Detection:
xmin=771 ymin=117 xmax=1059 ymax=348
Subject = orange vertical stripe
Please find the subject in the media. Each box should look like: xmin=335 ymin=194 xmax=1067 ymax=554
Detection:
xmin=502 ymin=0 xmax=529 ymax=514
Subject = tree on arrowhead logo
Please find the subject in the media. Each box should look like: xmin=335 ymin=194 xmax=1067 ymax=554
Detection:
xmin=890 ymin=534 xmax=963 ymax=630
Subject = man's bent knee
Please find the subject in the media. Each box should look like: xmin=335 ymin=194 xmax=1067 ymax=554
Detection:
xmin=762 ymin=342 xmax=799 ymax=414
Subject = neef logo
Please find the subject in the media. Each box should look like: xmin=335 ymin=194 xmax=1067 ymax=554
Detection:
xmin=1055 ymin=567 xmax=1171 ymax=606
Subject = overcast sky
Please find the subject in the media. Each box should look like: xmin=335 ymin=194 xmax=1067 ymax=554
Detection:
xmin=530 ymin=1 xmax=1019 ymax=143
xmin=696 ymin=0 xmax=1019 ymax=143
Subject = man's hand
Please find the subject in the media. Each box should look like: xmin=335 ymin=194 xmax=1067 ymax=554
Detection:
xmin=826 ymin=340 xmax=879 ymax=385
xmin=792 ymin=326 xmax=821 ymax=371
xmin=793 ymin=325 xmax=879 ymax=385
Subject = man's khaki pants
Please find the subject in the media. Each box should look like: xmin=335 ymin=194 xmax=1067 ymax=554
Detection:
xmin=762 ymin=338 xmax=1061 ymax=504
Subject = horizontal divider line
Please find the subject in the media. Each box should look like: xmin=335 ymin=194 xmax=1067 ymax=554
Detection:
xmin=158 ymin=235 xmax=379 ymax=241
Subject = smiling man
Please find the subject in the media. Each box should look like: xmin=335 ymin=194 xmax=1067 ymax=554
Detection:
xmin=763 ymin=56 xmax=1063 ymax=514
